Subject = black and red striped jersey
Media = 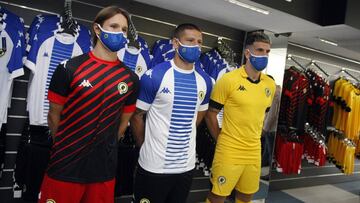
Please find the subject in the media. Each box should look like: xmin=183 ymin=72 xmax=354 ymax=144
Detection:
xmin=47 ymin=51 xmax=139 ymax=183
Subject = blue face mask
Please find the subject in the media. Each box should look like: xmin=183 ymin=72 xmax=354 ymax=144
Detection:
xmin=176 ymin=40 xmax=201 ymax=63
xmin=97 ymin=24 xmax=128 ymax=52
xmin=249 ymin=50 xmax=268 ymax=71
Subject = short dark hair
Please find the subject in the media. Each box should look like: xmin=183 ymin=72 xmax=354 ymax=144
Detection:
xmin=92 ymin=6 xmax=130 ymax=46
xmin=245 ymin=31 xmax=271 ymax=47
xmin=172 ymin=23 xmax=202 ymax=39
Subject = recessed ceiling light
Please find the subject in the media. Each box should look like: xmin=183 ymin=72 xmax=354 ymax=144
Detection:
xmin=285 ymin=0 xmax=292 ymax=2
xmin=224 ymin=0 xmax=270 ymax=15
xmin=318 ymin=37 xmax=338 ymax=46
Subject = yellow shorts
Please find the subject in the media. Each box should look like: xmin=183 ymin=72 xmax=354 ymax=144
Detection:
xmin=210 ymin=160 xmax=261 ymax=196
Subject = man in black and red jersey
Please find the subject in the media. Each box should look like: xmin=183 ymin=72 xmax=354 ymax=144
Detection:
xmin=38 ymin=6 xmax=139 ymax=203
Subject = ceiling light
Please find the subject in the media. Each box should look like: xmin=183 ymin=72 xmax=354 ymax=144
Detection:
xmin=318 ymin=37 xmax=338 ymax=46
xmin=285 ymin=0 xmax=292 ymax=2
xmin=224 ymin=0 xmax=270 ymax=15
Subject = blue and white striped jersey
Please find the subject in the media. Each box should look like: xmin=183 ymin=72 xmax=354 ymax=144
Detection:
xmin=136 ymin=59 xmax=212 ymax=174
xmin=0 ymin=8 xmax=26 ymax=129
xmin=26 ymin=17 xmax=91 ymax=126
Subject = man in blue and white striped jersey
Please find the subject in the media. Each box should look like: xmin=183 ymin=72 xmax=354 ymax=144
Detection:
xmin=131 ymin=23 xmax=212 ymax=203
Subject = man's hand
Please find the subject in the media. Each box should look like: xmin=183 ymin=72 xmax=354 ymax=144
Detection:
xmin=130 ymin=108 xmax=147 ymax=147
xmin=204 ymin=107 xmax=221 ymax=140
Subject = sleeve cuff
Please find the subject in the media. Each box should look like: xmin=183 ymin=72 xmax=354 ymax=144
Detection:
xmin=209 ymin=99 xmax=224 ymax=110
xmin=136 ymin=99 xmax=151 ymax=111
xmin=25 ymin=59 xmax=36 ymax=73
xmin=123 ymin=104 xmax=136 ymax=113
xmin=48 ymin=90 xmax=67 ymax=105
xmin=10 ymin=68 xmax=24 ymax=79
xmin=198 ymin=103 xmax=209 ymax=111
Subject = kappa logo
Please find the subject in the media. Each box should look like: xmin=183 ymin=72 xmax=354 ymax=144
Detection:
xmin=145 ymin=69 xmax=153 ymax=78
xmin=79 ymin=79 xmax=93 ymax=88
xmin=265 ymin=88 xmax=271 ymax=97
xmin=118 ymin=82 xmax=128 ymax=95
xmin=238 ymin=85 xmax=246 ymax=91
xmin=160 ymin=87 xmax=171 ymax=94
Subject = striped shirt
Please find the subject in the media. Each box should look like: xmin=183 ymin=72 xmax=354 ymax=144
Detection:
xmin=47 ymin=52 xmax=139 ymax=183
xmin=136 ymin=59 xmax=212 ymax=174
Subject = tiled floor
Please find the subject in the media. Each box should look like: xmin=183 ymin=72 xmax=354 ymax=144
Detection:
xmin=266 ymin=181 xmax=360 ymax=203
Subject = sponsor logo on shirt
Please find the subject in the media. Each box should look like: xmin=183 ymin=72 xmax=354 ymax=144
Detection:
xmin=145 ymin=69 xmax=153 ymax=78
xmin=199 ymin=90 xmax=205 ymax=101
xmin=265 ymin=88 xmax=271 ymax=97
xmin=160 ymin=87 xmax=171 ymax=94
xmin=79 ymin=79 xmax=93 ymax=88
xmin=136 ymin=65 xmax=142 ymax=73
xmin=238 ymin=85 xmax=246 ymax=91
xmin=118 ymin=82 xmax=128 ymax=95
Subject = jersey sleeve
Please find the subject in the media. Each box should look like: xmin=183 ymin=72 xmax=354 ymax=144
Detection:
xmin=209 ymin=74 xmax=230 ymax=110
xmin=123 ymin=72 xmax=140 ymax=113
xmin=136 ymin=69 xmax=159 ymax=111
xmin=198 ymin=67 xmax=213 ymax=111
xmin=48 ymin=62 xmax=72 ymax=105
xmin=6 ymin=26 xmax=25 ymax=79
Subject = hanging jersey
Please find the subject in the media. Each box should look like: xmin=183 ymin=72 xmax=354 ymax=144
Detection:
xmin=26 ymin=32 xmax=91 ymax=126
xmin=117 ymin=44 xmax=151 ymax=78
xmin=137 ymin=60 xmax=212 ymax=174
xmin=0 ymin=18 xmax=25 ymax=129
xmin=26 ymin=14 xmax=60 ymax=52
xmin=46 ymin=52 xmax=139 ymax=182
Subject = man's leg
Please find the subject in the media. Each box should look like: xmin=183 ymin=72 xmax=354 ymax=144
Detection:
xmin=166 ymin=169 xmax=194 ymax=203
xmin=206 ymin=161 xmax=244 ymax=203
xmin=235 ymin=191 xmax=253 ymax=203
xmin=38 ymin=174 xmax=84 ymax=203
xmin=133 ymin=165 xmax=172 ymax=203
xmin=206 ymin=191 xmax=227 ymax=203
xmin=81 ymin=178 xmax=116 ymax=203
xmin=234 ymin=163 xmax=261 ymax=203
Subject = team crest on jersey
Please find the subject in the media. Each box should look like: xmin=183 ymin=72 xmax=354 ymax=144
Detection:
xmin=136 ymin=66 xmax=143 ymax=73
xmin=140 ymin=198 xmax=150 ymax=203
xmin=218 ymin=176 xmax=226 ymax=185
xmin=118 ymin=82 xmax=128 ymax=95
xmin=0 ymin=37 xmax=7 ymax=57
xmin=46 ymin=199 xmax=56 ymax=203
xmin=265 ymin=88 xmax=271 ymax=97
xmin=198 ymin=90 xmax=205 ymax=101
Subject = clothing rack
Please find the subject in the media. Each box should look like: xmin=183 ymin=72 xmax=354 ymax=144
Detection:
xmin=340 ymin=68 xmax=360 ymax=82
xmin=217 ymin=37 xmax=237 ymax=65
xmin=288 ymin=54 xmax=360 ymax=76
xmin=287 ymin=55 xmax=306 ymax=71
xmin=304 ymin=123 xmax=326 ymax=148
xmin=309 ymin=61 xmax=329 ymax=77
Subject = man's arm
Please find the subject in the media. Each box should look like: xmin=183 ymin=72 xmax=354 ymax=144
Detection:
xmin=118 ymin=112 xmax=135 ymax=141
xmin=48 ymin=102 xmax=64 ymax=140
xmin=130 ymin=108 xmax=147 ymax=147
xmin=196 ymin=110 xmax=207 ymax=127
xmin=205 ymin=107 xmax=221 ymax=140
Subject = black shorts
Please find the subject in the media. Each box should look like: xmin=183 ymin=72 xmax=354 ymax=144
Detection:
xmin=134 ymin=165 xmax=194 ymax=203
